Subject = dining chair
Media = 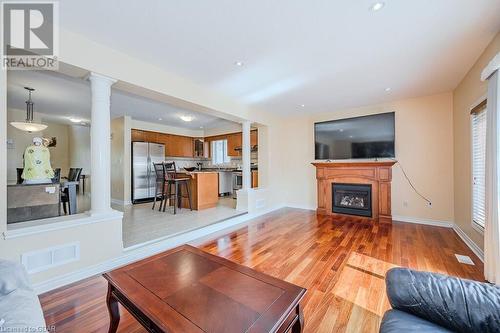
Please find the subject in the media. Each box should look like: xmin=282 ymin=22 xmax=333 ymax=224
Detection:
xmin=163 ymin=162 xmax=192 ymax=214
xmin=51 ymin=168 xmax=61 ymax=183
xmin=61 ymin=168 xmax=82 ymax=214
xmin=16 ymin=168 xmax=23 ymax=184
xmin=152 ymin=163 xmax=166 ymax=211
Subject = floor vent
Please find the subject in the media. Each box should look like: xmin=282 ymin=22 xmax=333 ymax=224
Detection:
xmin=22 ymin=242 xmax=80 ymax=274
xmin=455 ymin=254 xmax=475 ymax=265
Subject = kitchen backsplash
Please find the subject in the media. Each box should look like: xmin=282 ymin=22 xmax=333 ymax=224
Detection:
xmin=166 ymin=153 xmax=258 ymax=170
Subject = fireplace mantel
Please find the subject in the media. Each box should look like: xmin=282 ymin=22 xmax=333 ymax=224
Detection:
xmin=312 ymin=161 xmax=396 ymax=223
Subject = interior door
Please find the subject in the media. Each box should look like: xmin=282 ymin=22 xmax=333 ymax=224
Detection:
xmin=148 ymin=143 xmax=165 ymax=197
xmin=132 ymin=142 xmax=149 ymax=201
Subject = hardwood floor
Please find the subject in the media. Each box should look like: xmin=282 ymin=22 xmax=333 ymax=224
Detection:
xmin=39 ymin=208 xmax=483 ymax=332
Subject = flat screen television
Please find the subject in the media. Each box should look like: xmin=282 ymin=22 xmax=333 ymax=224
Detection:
xmin=314 ymin=112 xmax=395 ymax=160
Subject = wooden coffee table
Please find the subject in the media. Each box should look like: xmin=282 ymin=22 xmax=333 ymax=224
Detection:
xmin=103 ymin=245 xmax=306 ymax=333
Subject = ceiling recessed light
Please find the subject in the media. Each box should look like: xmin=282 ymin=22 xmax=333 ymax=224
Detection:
xmin=370 ymin=2 xmax=385 ymax=11
xmin=180 ymin=115 xmax=194 ymax=122
xmin=385 ymin=87 xmax=392 ymax=92
xmin=234 ymin=61 xmax=244 ymax=67
xmin=158 ymin=118 xmax=162 ymax=121
xmin=300 ymin=104 xmax=305 ymax=107
xmin=199 ymin=126 xmax=203 ymax=129
xmin=69 ymin=118 xmax=82 ymax=123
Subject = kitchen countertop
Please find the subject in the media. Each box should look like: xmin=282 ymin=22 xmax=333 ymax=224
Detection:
xmin=179 ymin=168 xmax=258 ymax=173
xmin=179 ymin=170 xmax=219 ymax=174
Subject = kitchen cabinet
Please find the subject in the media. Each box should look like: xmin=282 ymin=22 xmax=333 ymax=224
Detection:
xmin=131 ymin=128 xmax=256 ymax=158
xmin=251 ymin=130 xmax=258 ymax=147
xmin=252 ymin=171 xmax=258 ymax=188
xmin=131 ymin=129 xmax=145 ymax=142
xmin=131 ymin=129 xmax=158 ymax=143
xmin=193 ymin=138 xmax=206 ymax=158
xmin=144 ymin=131 xmax=158 ymax=143
xmin=156 ymin=133 xmax=169 ymax=147
xmin=227 ymin=133 xmax=242 ymax=157
xmin=174 ymin=171 xmax=219 ymax=210
xmin=203 ymin=141 xmax=210 ymax=158
xmin=166 ymin=134 xmax=193 ymax=157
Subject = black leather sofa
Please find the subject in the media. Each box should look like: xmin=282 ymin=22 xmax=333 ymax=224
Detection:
xmin=380 ymin=268 xmax=500 ymax=333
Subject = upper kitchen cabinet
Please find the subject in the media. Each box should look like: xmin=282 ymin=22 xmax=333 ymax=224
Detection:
xmin=156 ymin=133 xmax=169 ymax=147
xmin=144 ymin=131 xmax=158 ymax=143
xmin=251 ymin=129 xmax=258 ymax=147
xmin=166 ymin=134 xmax=193 ymax=157
xmin=193 ymin=138 xmax=204 ymax=158
xmin=131 ymin=129 xmax=158 ymax=143
xmin=227 ymin=132 xmax=242 ymax=157
xmin=131 ymin=129 xmax=145 ymax=142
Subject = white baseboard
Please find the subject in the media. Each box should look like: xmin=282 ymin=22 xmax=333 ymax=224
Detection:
xmin=111 ymin=198 xmax=132 ymax=206
xmin=392 ymin=215 xmax=454 ymax=228
xmin=32 ymin=205 xmax=284 ymax=295
xmin=452 ymin=224 xmax=484 ymax=262
xmin=285 ymin=204 xmax=316 ymax=211
xmin=393 ymin=215 xmax=484 ymax=262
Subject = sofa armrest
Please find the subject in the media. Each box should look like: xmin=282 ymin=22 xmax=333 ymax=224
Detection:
xmin=385 ymin=268 xmax=500 ymax=333
xmin=0 ymin=259 xmax=32 ymax=295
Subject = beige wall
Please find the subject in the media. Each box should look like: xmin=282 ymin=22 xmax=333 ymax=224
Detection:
xmin=111 ymin=117 xmax=125 ymax=202
xmin=7 ymin=110 xmax=70 ymax=181
xmin=282 ymin=93 xmax=455 ymax=223
xmin=0 ymin=217 xmax=123 ymax=284
xmin=453 ymin=32 xmax=500 ymax=250
xmin=68 ymin=125 xmax=91 ymax=175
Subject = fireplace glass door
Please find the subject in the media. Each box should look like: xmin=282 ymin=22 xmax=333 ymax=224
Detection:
xmin=332 ymin=183 xmax=372 ymax=217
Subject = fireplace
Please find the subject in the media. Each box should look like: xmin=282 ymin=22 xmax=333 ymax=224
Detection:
xmin=332 ymin=183 xmax=372 ymax=217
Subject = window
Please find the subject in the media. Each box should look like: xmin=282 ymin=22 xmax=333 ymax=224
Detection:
xmin=212 ymin=139 xmax=230 ymax=165
xmin=471 ymin=100 xmax=487 ymax=230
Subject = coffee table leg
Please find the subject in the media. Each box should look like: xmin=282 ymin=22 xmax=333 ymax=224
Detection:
xmin=292 ymin=304 xmax=304 ymax=333
xmin=106 ymin=284 xmax=120 ymax=333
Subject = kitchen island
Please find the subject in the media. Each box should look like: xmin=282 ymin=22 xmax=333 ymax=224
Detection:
xmin=175 ymin=171 xmax=219 ymax=210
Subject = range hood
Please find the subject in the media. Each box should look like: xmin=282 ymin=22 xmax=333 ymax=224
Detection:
xmin=235 ymin=145 xmax=258 ymax=152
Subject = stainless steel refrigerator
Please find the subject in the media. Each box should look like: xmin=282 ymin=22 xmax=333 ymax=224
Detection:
xmin=132 ymin=142 xmax=165 ymax=203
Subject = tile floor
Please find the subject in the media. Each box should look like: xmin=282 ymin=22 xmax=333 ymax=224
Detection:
xmin=116 ymin=196 xmax=244 ymax=247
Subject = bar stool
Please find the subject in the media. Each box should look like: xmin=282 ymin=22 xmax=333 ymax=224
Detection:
xmin=152 ymin=163 xmax=166 ymax=211
xmin=164 ymin=162 xmax=192 ymax=214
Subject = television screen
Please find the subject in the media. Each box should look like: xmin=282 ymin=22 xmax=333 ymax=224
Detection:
xmin=314 ymin=112 xmax=395 ymax=160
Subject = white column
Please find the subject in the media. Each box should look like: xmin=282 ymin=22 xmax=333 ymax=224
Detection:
xmin=242 ymin=120 xmax=251 ymax=190
xmin=89 ymin=72 xmax=116 ymax=215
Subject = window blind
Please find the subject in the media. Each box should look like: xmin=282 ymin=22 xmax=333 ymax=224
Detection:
xmin=211 ymin=139 xmax=230 ymax=165
xmin=471 ymin=106 xmax=487 ymax=229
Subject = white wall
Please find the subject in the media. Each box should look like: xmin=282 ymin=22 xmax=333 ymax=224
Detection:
xmin=131 ymin=119 xmax=204 ymax=137
xmin=203 ymin=122 xmax=242 ymax=137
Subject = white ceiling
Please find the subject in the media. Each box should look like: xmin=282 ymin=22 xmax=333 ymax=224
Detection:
xmin=58 ymin=0 xmax=500 ymax=115
xmin=7 ymin=70 xmax=239 ymax=129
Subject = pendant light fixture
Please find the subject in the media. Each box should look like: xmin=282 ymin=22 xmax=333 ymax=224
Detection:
xmin=10 ymin=87 xmax=47 ymax=132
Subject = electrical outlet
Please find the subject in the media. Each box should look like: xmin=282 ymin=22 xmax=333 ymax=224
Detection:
xmin=403 ymin=200 xmax=408 ymax=208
